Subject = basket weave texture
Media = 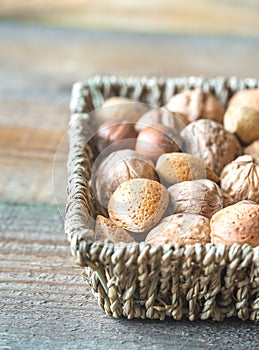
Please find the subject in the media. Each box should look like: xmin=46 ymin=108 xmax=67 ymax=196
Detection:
xmin=66 ymin=75 xmax=259 ymax=321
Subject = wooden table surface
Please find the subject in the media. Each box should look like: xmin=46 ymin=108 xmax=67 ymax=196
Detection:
xmin=1 ymin=21 xmax=259 ymax=349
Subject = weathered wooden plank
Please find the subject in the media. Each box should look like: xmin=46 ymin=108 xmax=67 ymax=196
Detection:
xmin=0 ymin=202 xmax=258 ymax=350
xmin=1 ymin=0 xmax=259 ymax=38
xmin=0 ymin=22 xmax=259 ymax=349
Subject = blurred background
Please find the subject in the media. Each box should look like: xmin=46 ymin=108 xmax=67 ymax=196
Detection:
xmin=1 ymin=0 xmax=259 ymax=205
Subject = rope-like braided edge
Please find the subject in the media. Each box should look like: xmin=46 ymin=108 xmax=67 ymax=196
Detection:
xmin=66 ymin=75 xmax=259 ymax=321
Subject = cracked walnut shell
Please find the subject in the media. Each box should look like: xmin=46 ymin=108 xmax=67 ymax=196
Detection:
xmin=181 ymin=119 xmax=243 ymax=175
xmin=220 ymin=155 xmax=259 ymax=204
xmin=168 ymin=179 xmax=224 ymax=219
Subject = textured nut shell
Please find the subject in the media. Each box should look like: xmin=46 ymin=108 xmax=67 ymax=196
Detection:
xmin=95 ymin=215 xmax=135 ymax=243
xmin=224 ymin=105 xmax=259 ymax=145
xmin=145 ymin=213 xmax=211 ymax=245
xmin=220 ymin=155 xmax=259 ymax=204
xmin=228 ymin=88 xmax=259 ymax=111
xmin=181 ymin=119 xmax=243 ymax=175
xmin=168 ymin=179 xmax=224 ymax=218
xmin=221 ymin=190 xmax=236 ymax=207
xmin=210 ymin=202 xmax=259 ymax=247
xmin=108 ymin=178 xmax=169 ymax=233
xmin=156 ymin=152 xmax=219 ymax=186
xmin=135 ymin=124 xmax=182 ymax=162
xmin=166 ymin=89 xmax=225 ymax=124
xmin=93 ymin=149 xmax=157 ymax=207
xmin=95 ymin=97 xmax=150 ymax=126
xmin=135 ymin=107 xmax=188 ymax=132
xmin=245 ymin=139 xmax=259 ymax=160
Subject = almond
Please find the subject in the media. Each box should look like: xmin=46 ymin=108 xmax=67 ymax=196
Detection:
xmin=95 ymin=215 xmax=135 ymax=243
xmin=156 ymin=152 xmax=219 ymax=186
xmin=145 ymin=213 xmax=211 ymax=245
xmin=210 ymin=201 xmax=259 ymax=247
xmin=108 ymin=178 xmax=169 ymax=233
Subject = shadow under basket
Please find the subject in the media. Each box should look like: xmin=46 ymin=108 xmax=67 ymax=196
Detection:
xmin=66 ymin=75 xmax=259 ymax=321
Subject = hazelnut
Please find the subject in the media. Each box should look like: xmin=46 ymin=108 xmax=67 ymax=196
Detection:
xmin=168 ymin=179 xmax=224 ymax=219
xmin=245 ymin=139 xmax=259 ymax=160
xmin=95 ymin=215 xmax=135 ymax=243
xmin=210 ymin=201 xmax=259 ymax=247
xmin=181 ymin=119 xmax=243 ymax=175
xmin=92 ymin=149 xmax=158 ymax=208
xmin=97 ymin=120 xmax=137 ymax=152
xmin=156 ymin=152 xmax=219 ymax=186
xmin=145 ymin=213 xmax=211 ymax=245
xmin=108 ymin=178 xmax=169 ymax=233
xmin=135 ymin=107 xmax=188 ymax=132
xmin=220 ymin=155 xmax=259 ymax=204
xmin=135 ymin=124 xmax=182 ymax=162
xmin=94 ymin=97 xmax=150 ymax=126
xmin=224 ymin=89 xmax=259 ymax=145
xmin=166 ymin=89 xmax=225 ymax=124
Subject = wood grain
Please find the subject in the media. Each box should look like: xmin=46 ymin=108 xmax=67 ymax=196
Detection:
xmin=1 ymin=22 xmax=259 ymax=348
xmin=1 ymin=202 xmax=258 ymax=350
xmin=1 ymin=0 xmax=259 ymax=37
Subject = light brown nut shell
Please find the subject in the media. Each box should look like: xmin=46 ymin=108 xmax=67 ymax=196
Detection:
xmin=135 ymin=124 xmax=182 ymax=163
xmin=245 ymin=139 xmax=259 ymax=160
xmin=168 ymin=179 xmax=224 ymax=218
xmin=95 ymin=215 xmax=135 ymax=243
xmin=224 ymin=89 xmax=259 ymax=145
xmin=210 ymin=201 xmax=259 ymax=247
xmin=181 ymin=119 xmax=243 ymax=175
xmin=221 ymin=190 xmax=236 ymax=208
xmin=156 ymin=152 xmax=219 ymax=186
xmin=108 ymin=178 xmax=169 ymax=233
xmin=166 ymin=89 xmax=225 ymax=124
xmin=135 ymin=107 xmax=188 ymax=132
xmin=97 ymin=120 xmax=137 ymax=152
xmin=145 ymin=213 xmax=211 ymax=246
xmin=224 ymin=106 xmax=259 ymax=145
xmin=94 ymin=97 xmax=150 ymax=126
xmin=220 ymin=155 xmax=259 ymax=204
xmin=92 ymin=149 xmax=158 ymax=207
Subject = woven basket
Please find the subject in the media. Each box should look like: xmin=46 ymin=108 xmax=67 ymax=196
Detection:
xmin=66 ymin=75 xmax=259 ymax=321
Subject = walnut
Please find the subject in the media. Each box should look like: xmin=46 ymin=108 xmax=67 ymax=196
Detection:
xmin=220 ymin=155 xmax=259 ymax=204
xmin=181 ymin=119 xmax=243 ymax=175
xmin=92 ymin=149 xmax=158 ymax=207
xmin=221 ymin=190 xmax=236 ymax=207
xmin=210 ymin=201 xmax=259 ymax=247
xmin=224 ymin=89 xmax=259 ymax=145
xmin=166 ymin=89 xmax=225 ymax=124
xmin=168 ymin=179 xmax=224 ymax=218
xmin=145 ymin=213 xmax=211 ymax=245
xmin=135 ymin=107 xmax=188 ymax=132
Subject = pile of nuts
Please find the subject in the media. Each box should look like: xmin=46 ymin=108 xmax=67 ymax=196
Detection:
xmin=91 ymin=88 xmax=259 ymax=247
